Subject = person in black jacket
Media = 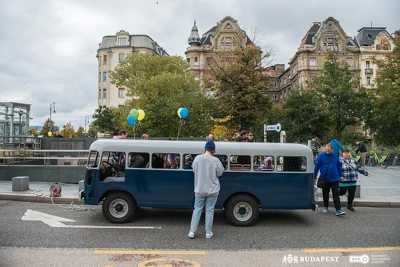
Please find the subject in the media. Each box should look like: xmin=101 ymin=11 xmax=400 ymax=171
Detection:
xmin=355 ymin=140 xmax=367 ymax=167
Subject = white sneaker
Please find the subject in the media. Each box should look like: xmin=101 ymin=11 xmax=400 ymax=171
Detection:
xmin=205 ymin=232 xmax=213 ymax=239
xmin=188 ymin=232 xmax=194 ymax=239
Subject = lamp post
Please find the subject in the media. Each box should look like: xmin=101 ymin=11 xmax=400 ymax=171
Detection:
xmin=84 ymin=115 xmax=90 ymax=133
xmin=49 ymin=102 xmax=56 ymax=121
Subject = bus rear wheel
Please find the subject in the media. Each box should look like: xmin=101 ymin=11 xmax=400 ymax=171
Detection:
xmin=225 ymin=195 xmax=259 ymax=226
xmin=102 ymin=192 xmax=137 ymax=223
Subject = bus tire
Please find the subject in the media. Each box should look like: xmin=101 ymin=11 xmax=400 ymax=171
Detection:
xmin=102 ymin=191 xmax=137 ymax=223
xmin=225 ymin=194 xmax=259 ymax=226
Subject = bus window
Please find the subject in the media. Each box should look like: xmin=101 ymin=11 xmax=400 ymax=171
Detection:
xmin=128 ymin=152 xmax=150 ymax=168
xmin=230 ymin=155 xmax=251 ymax=171
xmin=183 ymin=154 xmax=198 ymax=169
xmin=277 ymin=156 xmax=306 ymax=172
xmin=87 ymin=151 xmax=99 ymax=167
xmin=215 ymin=154 xmax=228 ymax=170
xmin=100 ymin=151 xmax=124 ymax=180
xmin=255 ymin=156 xmax=274 ymax=171
xmin=152 ymin=153 xmax=181 ymax=169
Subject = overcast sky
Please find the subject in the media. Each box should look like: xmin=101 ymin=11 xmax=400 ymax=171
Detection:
xmin=0 ymin=0 xmax=398 ymax=131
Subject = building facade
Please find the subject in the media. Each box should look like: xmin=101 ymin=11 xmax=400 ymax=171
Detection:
xmin=185 ymin=16 xmax=253 ymax=96
xmin=97 ymin=30 xmax=168 ymax=108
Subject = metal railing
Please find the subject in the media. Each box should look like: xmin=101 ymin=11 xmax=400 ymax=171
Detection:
xmin=0 ymin=149 xmax=89 ymax=166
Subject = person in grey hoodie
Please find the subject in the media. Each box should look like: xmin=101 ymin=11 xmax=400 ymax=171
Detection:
xmin=188 ymin=139 xmax=224 ymax=239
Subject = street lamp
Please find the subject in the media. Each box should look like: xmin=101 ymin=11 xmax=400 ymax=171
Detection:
xmin=49 ymin=102 xmax=56 ymax=121
xmin=84 ymin=115 xmax=90 ymax=133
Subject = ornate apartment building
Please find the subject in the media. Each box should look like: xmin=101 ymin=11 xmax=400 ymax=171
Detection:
xmin=276 ymin=17 xmax=396 ymax=102
xmin=97 ymin=30 xmax=168 ymax=108
xmin=185 ymin=16 xmax=253 ymax=96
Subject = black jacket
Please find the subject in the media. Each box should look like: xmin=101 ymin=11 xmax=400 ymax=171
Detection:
xmin=355 ymin=141 xmax=367 ymax=153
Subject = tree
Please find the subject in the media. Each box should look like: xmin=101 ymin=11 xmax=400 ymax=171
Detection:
xmin=205 ymin=45 xmax=272 ymax=131
xmin=370 ymin=38 xmax=400 ymax=145
xmin=110 ymin=53 xmax=214 ymax=137
xmin=282 ymin=89 xmax=330 ymax=142
xmin=76 ymin=126 xmax=85 ymax=138
xmin=39 ymin=119 xmax=55 ymax=136
xmin=62 ymin=123 xmax=75 ymax=138
xmin=92 ymin=106 xmax=124 ymax=135
xmin=309 ymin=51 xmax=374 ymax=139
xmin=87 ymin=123 xmax=98 ymax=138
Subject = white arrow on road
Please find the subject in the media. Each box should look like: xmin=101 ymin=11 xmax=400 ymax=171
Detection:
xmin=21 ymin=209 xmax=161 ymax=229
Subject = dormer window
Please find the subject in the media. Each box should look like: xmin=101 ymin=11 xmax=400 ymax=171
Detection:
xmin=324 ymin=38 xmax=339 ymax=52
xmin=220 ymin=37 xmax=236 ymax=51
xmin=118 ymin=37 xmax=127 ymax=46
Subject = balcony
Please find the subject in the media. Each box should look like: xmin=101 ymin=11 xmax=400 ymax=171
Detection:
xmin=365 ymin=68 xmax=373 ymax=75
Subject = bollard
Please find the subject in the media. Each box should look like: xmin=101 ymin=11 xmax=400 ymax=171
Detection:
xmin=392 ymin=156 xmax=398 ymax=166
xmin=12 ymin=176 xmax=30 ymax=191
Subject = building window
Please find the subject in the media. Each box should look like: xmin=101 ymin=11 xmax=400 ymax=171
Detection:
xmin=98 ymin=89 xmax=101 ymax=99
xmin=206 ymin=57 xmax=213 ymax=65
xmin=118 ymin=37 xmax=127 ymax=46
xmin=366 ymin=61 xmax=371 ymax=69
xmin=103 ymin=55 xmax=107 ymax=65
xmin=310 ymin=73 xmax=316 ymax=81
xmin=309 ymin=58 xmax=317 ymax=66
xmin=103 ymin=72 xmax=107 ymax=81
xmin=324 ymin=38 xmax=339 ymax=52
xmin=367 ymin=77 xmax=371 ymax=85
xmin=187 ymin=58 xmax=190 ymax=64
xmin=194 ymin=57 xmax=198 ymax=66
xmin=274 ymin=94 xmax=277 ymax=100
xmin=220 ymin=37 xmax=236 ymax=51
xmin=119 ymin=53 xmax=125 ymax=62
xmin=118 ymin=88 xmax=125 ymax=98
xmin=118 ymin=105 xmax=124 ymax=108
xmin=103 ymin=89 xmax=107 ymax=98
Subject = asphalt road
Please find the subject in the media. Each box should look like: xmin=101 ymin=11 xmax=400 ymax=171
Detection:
xmin=0 ymin=201 xmax=399 ymax=266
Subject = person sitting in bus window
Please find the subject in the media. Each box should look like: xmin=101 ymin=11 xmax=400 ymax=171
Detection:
xmin=183 ymin=154 xmax=196 ymax=169
xmin=152 ymin=153 xmax=164 ymax=169
xmin=261 ymin=157 xmax=274 ymax=170
xmin=128 ymin=153 xmax=147 ymax=168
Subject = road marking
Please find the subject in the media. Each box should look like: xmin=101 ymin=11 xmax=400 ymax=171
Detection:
xmin=21 ymin=209 xmax=161 ymax=229
xmin=303 ymin=247 xmax=400 ymax=253
xmin=94 ymin=250 xmax=206 ymax=255
xmin=138 ymin=258 xmax=201 ymax=267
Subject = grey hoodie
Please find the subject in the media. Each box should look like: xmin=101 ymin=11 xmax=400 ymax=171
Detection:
xmin=192 ymin=154 xmax=224 ymax=197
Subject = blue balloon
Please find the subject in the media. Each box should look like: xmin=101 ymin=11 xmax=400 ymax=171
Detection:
xmin=180 ymin=108 xmax=189 ymax=119
xmin=127 ymin=115 xmax=137 ymax=126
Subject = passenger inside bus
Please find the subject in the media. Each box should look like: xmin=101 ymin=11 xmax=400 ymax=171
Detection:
xmin=260 ymin=157 xmax=274 ymax=170
xmin=128 ymin=153 xmax=149 ymax=168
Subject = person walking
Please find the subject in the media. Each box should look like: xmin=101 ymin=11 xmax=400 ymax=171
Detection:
xmin=188 ymin=139 xmax=224 ymax=239
xmin=311 ymin=136 xmax=321 ymax=159
xmin=330 ymin=137 xmax=343 ymax=155
xmin=235 ymin=130 xmax=248 ymax=142
xmin=355 ymin=140 xmax=367 ymax=167
xmin=339 ymin=149 xmax=371 ymax=211
xmin=314 ymin=143 xmax=346 ymax=216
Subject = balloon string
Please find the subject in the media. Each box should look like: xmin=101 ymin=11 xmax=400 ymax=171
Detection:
xmin=177 ymin=119 xmax=183 ymax=140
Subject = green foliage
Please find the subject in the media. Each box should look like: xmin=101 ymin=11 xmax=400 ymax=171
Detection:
xmin=76 ymin=126 xmax=85 ymax=137
xmin=369 ymin=38 xmax=400 ymax=145
xmin=308 ymin=51 xmax=374 ymax=139
xmin=92 ymin=106 xmax=124 ymax=135
xmin=62 ymin=123 xmax=75 ymax=138
xmin=87 ymin=123 xmax=98 ymax=138
xmin=110 ymin=53 xmax=214 ymax=137
xmin=205 ymin=45 xmax=272 ymax=131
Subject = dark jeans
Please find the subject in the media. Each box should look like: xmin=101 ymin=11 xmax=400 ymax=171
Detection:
xmin=322 ymin=181 xmax=341 ymax=210
xmin=339 ymin=186 xmax=356 ymax=206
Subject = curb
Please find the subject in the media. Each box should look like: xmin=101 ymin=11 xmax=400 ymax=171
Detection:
xmin=315 ymin=200 xmax=400 ymax=208
xmin=0 ymin=193 xmax=84 ymax=204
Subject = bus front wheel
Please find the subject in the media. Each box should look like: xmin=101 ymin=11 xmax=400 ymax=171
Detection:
xmin=102 ymin=192 xmax=137 ymax=223
xmin=225 ymin=195 xmax=259 ymax=226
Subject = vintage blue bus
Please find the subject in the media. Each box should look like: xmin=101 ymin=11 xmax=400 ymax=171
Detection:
xmin=82 ymin=139 xmax=315 ymax=226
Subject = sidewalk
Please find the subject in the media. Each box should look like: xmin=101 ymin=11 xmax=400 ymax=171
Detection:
xmin=0 ymin=166 xmax=399 ymax=207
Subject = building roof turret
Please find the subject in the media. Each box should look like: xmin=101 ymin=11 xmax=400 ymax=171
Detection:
xmin=188 ymin=20 xmax=201 ymax=46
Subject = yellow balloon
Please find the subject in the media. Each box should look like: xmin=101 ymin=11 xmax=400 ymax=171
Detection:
xmin=138 ymin=109 xmax=145 ymax=121
xmin=48 ymin=131 xmax=53 ymax=137
xmin=177 ymin=108 xmax=182 ymax=118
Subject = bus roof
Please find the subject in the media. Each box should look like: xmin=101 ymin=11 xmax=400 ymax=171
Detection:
xmin=89 ymin=139 xmax=312 ymax=156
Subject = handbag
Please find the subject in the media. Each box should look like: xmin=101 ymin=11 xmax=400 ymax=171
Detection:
xmin=317 ymin=155 xmax=334 ymax=188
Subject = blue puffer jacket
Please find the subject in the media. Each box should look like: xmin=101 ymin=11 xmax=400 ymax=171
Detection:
xmin=314 ymin=152 xmax=342 ymax=182
xmin=330 ymin=139 xmax=343 ymax=155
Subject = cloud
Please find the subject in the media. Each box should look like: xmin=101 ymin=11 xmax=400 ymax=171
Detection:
xmin=0 ymin=0 xmax=398 ymax=131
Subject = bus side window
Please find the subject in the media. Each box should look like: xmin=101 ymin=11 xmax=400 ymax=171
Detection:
xmin=152 ymin=153 xmax=164 ymax=169
xmin=215 ymin=154 xmax=228 ymax=170
xmin=183 ymin=154 xmax=198 ymax=169
xmin=256 ymin=155 xmax=274 ymax=171
xmin=277 ymin=156 xmax=306 ymax=172
xmin=88 ymin=151 xmax=99 ymax=167
xmin=128 ymin=152 xmax=150 ymax=168
xmin=230 ymin=155 xmax=251 ymax=171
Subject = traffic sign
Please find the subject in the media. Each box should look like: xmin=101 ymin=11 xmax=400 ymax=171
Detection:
xmin=265 ymin=123 xmax=282 ymax=132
